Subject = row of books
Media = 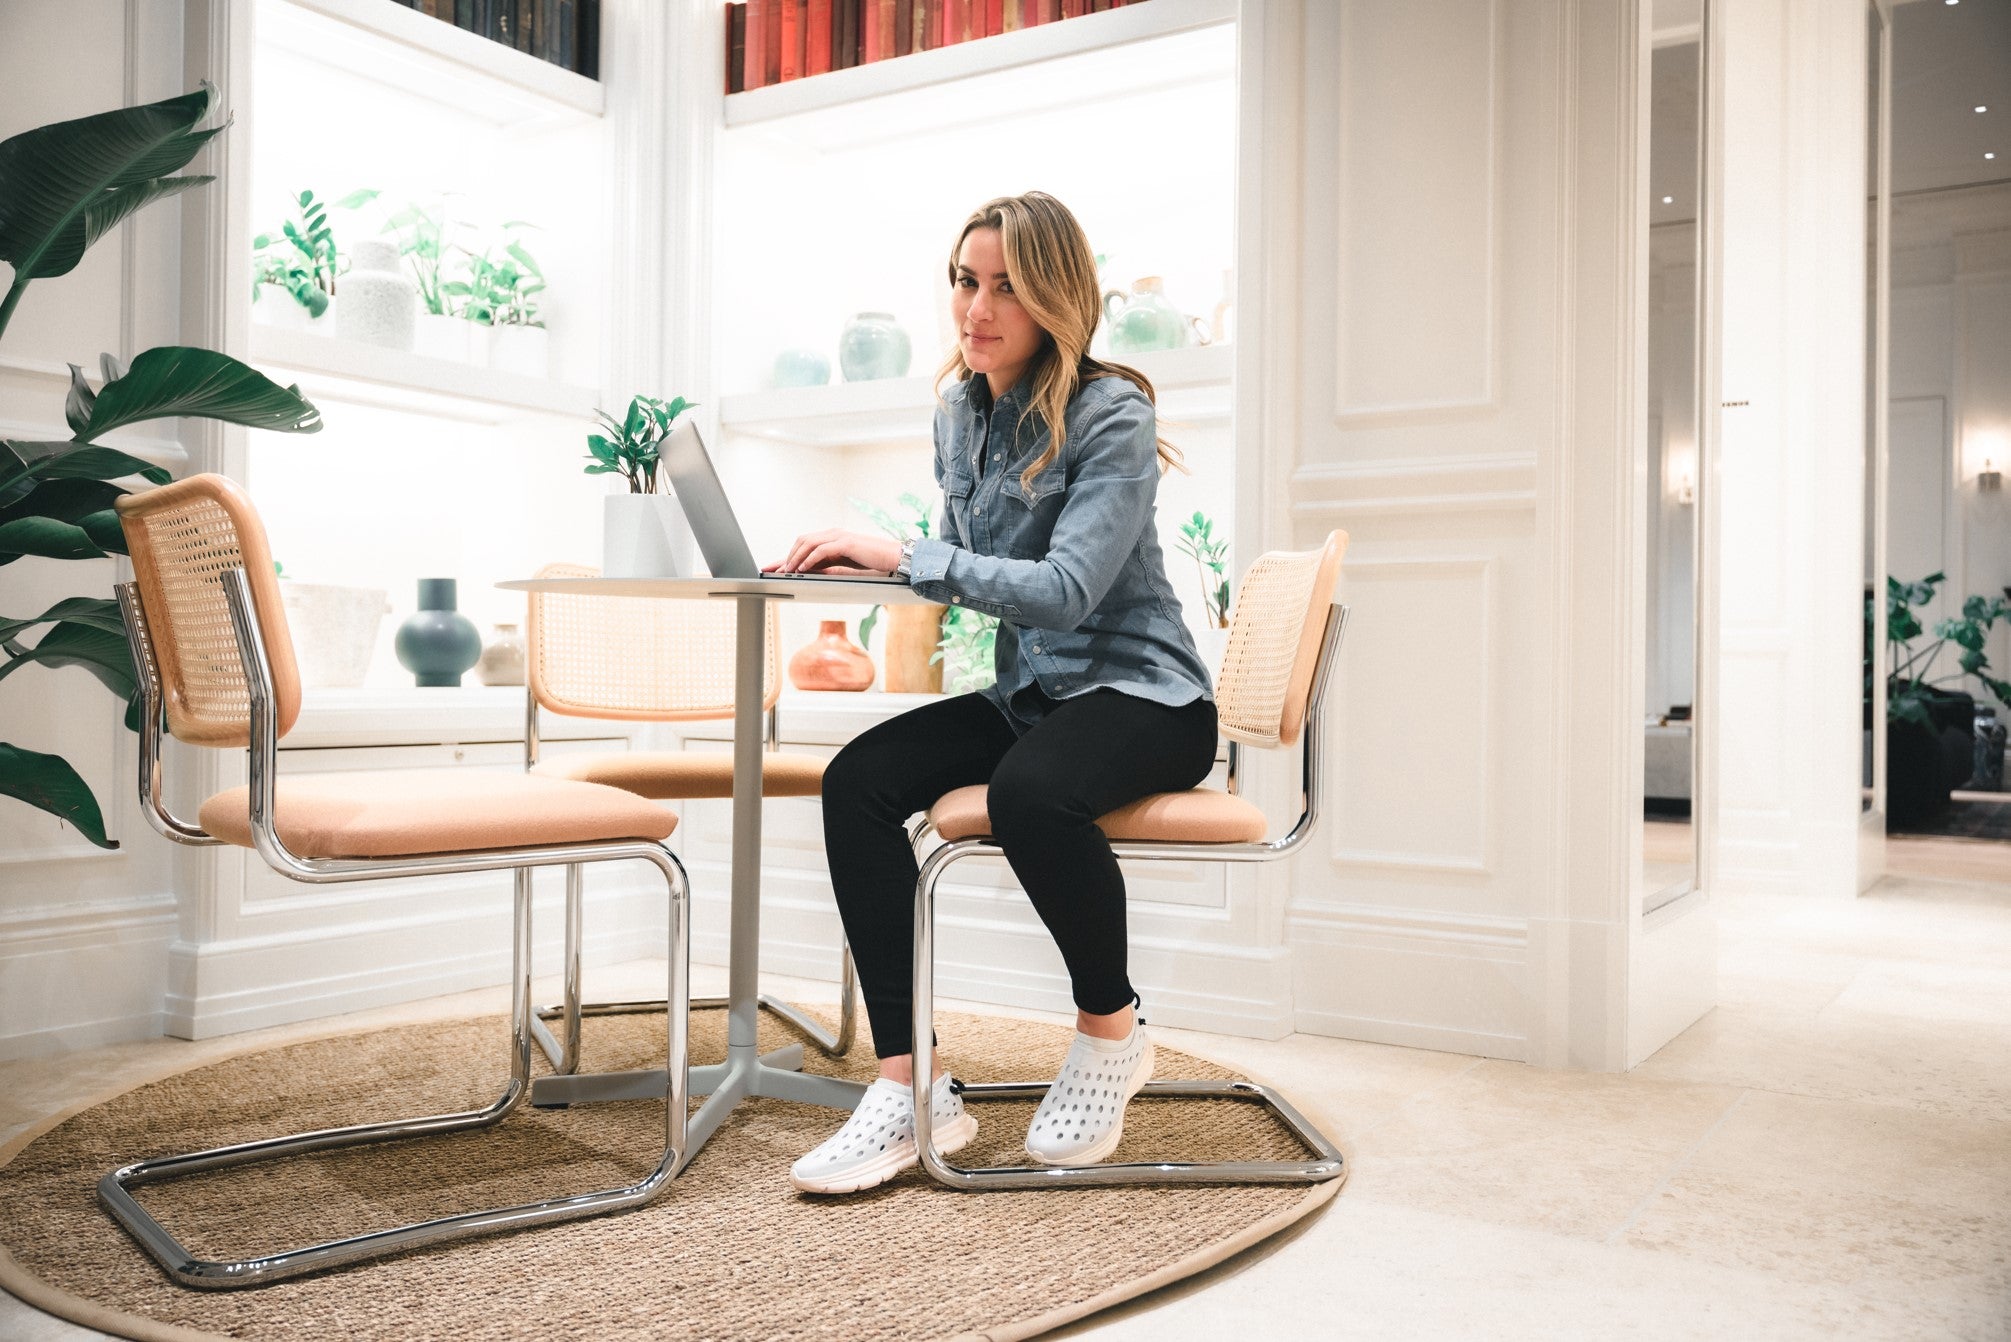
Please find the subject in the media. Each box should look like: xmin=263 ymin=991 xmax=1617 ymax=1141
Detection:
xmin=726 ymin=0 xmax=1157 ymax=93
xmin=388 ymin=0 xmax=601 ymax=80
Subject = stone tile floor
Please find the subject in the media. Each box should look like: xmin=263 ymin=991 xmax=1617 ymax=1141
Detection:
xmin=3 ymin=872 xmax=2007 ymax=1340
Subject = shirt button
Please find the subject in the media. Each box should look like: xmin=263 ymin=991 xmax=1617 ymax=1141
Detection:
xmin=1031 ymin=645 xmax=1043 ymax=654
xmin=951 ymin=596 xmax=961 ymax=605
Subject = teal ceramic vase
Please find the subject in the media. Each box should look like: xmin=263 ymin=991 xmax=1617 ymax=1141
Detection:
xmin=772 ymin=347 xmax=832 ymax=387
xmin=1103 ymin=277 xmax=1192 ymax=355
xmin=394 ymin=578 xmax=482 ymax=688
xmin=838 ymin=312 xmax=911 ymax=381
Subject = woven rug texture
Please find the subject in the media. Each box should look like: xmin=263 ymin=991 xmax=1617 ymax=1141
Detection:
xmin=0 ymin=1007 xmax=1338 ymax=1342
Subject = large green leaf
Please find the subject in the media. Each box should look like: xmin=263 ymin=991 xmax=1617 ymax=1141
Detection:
xmin=77 ymin=345 xmax=322 ymax=439
xmin=0 ymin=620 xmax=135 ymax=701
xmin=0 ymin=742 xmax=115 ymax=849
xmin=0 ymin=86 xmax=221 ymax=284
xmin=0 ymin=515 xmax=109 ymax=564
xmin=24 ymin=443 xmax=168 ymax=487
xmin=0 ymin=477 xmax=123 ymax=526
xmin=0 ymin=596 xmax=126 ymax=646
xmin=0 ymin=440 xmax=72 ymax=507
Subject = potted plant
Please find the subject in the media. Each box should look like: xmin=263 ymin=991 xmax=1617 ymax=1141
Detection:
xmin=852 ymin=492 xmax=945 ymax=693
xmin=0 ymin=86 xmax=324 ymax=848
xmin=1174 ymin=509 xmax=1232 ymax=671
xmin=586 ymin=394 xmax=697 ymax=578
xmin=931 ymin=605 xmax=999 ymax=694
xmin=1874 ymin=573 xmax=2011 ymax=824
xmin=449 ymin=221 xmax=547 ymax=375
xmin=249 ymin=187 xmax=376 ymax=333
xmin=383 ymin=198 xmax=472 ymax=362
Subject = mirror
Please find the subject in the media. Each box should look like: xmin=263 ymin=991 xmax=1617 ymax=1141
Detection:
xmin=1644 ymin=0 xmax=1707 ymax=909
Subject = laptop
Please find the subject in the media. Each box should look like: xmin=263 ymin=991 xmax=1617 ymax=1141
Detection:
xmin=659 ymin=417 xmax=908 ymax=586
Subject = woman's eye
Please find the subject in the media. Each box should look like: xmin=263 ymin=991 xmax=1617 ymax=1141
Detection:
xmin=998 ymin=282 xmax=1013 ymax=294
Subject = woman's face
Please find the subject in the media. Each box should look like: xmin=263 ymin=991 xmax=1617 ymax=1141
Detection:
xmin=952 ymin=227 xmax=1045 ymax=392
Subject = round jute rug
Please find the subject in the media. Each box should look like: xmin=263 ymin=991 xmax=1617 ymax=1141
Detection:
xmin=0 ymin=1006 xmax=1342 ymax=1341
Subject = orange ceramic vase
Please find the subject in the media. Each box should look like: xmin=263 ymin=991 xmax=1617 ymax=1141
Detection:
xmin=788 ymin=619 xmax=875 ymax=692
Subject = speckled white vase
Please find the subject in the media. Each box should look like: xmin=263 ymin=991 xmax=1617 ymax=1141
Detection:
xmin=335 ymin=239 xmax=417 ymax=351
xmin=280 ymin=582 xmax=389 ymax=688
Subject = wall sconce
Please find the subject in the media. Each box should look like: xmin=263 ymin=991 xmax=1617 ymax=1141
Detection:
xmin=1970 ymin=432 xmax=2005 ymax=492
xmin=1666 ymin=442 xmax=1697 ymax=505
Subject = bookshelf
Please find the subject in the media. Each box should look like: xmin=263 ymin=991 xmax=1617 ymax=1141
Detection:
xmin=723 ymin=0 xmax=1236 ymax=125
xmin=249 ymin=327 xmax=602 ymax=422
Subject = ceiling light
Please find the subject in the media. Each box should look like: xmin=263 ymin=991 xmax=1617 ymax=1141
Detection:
xmin=1945 ymin=1 xmax=1959 ymax=7
xmin=1989 ymin=152 xmax=1999 ymax=160
xmin=1978 ymin=106 xmax=1991 ymax=114
xmin=1662 ymin=195 xmax=1674 ymax=204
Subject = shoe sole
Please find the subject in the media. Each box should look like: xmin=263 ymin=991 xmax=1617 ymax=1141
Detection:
xmin=789 ymin=1111 xmax=979 ymax=1195
xmin=1025 ymin=1035 xmax=1156 ymax=1167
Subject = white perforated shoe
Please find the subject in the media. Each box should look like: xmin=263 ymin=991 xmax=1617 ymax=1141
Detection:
xmin=789 ymin=1073 xmax=977 ymax=1195
xmin=1024 ymin=1018 xmax=1155 ymax=1166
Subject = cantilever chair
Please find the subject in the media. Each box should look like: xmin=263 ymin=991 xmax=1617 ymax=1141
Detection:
xmin=103 ymin=476 xmax=693 ymax=1289
xmin=909 ymin=530 xmax=1353 ymax=1191
xmin=522 ymin=562 xmax=855 ymax=1077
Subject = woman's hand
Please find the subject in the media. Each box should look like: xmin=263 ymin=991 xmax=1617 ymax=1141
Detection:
xmin=764 ymin=529 xmax=903 ymax=576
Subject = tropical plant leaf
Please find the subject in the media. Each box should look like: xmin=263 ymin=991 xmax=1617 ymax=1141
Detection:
xmin=0 ymin=86 xmax=220 ymax=285
xmin=0 ymin=742 xmax=116 ymax=848
xmin=0 ymin=620 xmax=135 ymax=701
xmin=0 ymin=595 xmax=126 ymax=644
xmin=858 ymin=605 xmax=880 ymax=650
xmin=26 ymin=443 xmax=169 ymax=487
xmin=0 ymin=477 xmax=123 ymax=526
xmin=78 ymin=509 xmax=125 ymax=552
xmin=0 ymin=515 xmax=108 ymax=564
xmin=77 ymin=345 xmax=322 ymax=439
xmin=65 ymin=362 xmax=97 ymax=434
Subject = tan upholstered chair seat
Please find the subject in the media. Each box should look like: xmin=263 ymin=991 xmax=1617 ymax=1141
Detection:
xmin=927 ymin=783 xmax=1270 ymax=845
xmin=200 ymin=771 xmax=677 ymax=858
xmin=529 ymin=749 xmax=825 ymax=798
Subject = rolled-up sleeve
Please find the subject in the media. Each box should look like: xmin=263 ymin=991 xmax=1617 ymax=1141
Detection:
xmin=908 ymin=386 xmax=1156 ymax=631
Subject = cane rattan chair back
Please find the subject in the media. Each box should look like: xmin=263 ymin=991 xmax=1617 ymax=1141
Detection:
xmin=526 ymin=562 xmax=781 ymax=722
xmin=1213 ymin=530 xmax=1348 ymax=749
xmin=115 ymin=473 xmax=302 ymax=747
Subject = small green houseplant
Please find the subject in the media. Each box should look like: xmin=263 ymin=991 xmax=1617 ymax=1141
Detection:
xmin=1874 ymin=573 xmax=2011 ymax=822
xmin=586 ymin=395 xmax=697 ymax=579
xmin=250 ymin=187 xmax=377 ymax=319
xmin=1 ymin=86 xmax=324 ymax=847
xmin=585 ymin=394 xmax=694 ymax=493
xmin=932 ymin=605 xmax=999 ymax=694
xmin=1174 ymin=510 xmax=1230 ymax=628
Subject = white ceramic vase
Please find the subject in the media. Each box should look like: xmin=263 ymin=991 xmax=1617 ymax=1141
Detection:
xmin=489 ymin=323 xmax=549 ymax=378
xmin=603 ymin=493 xmax=697 ymax=579
xmin=1195 ymin=622 xmax=1231 ymax=680
xmin=414 ymin=312 xmax=472 ymax=362
xmin=335 ymin=239 xmax=417 ymax=350
xmin=466 ymin=321 xmax=493 ymax=366
xmin=280 ymin=582 xmax=390 ymax=688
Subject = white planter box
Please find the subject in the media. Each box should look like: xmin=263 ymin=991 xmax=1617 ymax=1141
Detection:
xmin=603 ymin=493 xmax=697 ymax=579
xmin=489 ymin=323 xmax=550 ymax=378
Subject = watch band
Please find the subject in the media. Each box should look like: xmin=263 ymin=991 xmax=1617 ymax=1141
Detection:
xmin=896 ymin=539 xmax=916 ymax=578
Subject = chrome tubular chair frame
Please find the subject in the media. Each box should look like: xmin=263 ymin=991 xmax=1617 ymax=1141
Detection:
xmin=101 ymin=573 xmax=694 ymax=1290
xmin=522 ymin=688 xmax=856 ymax=1078
xmin=908 ymin=604 xmax=1352 ymax=1191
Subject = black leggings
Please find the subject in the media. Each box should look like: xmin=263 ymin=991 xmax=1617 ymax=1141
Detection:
xmin=820 ymin=689 xmax=1220 ymax=1058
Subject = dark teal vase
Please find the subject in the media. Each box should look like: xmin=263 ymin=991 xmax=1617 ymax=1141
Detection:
xmin=394 ymin=578 xmax=482 ymax=688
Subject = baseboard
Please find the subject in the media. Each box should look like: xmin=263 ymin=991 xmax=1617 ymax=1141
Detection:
xmin=1287 ymin=901 xmax=1530 ymax=1061
xmin=164 ymin=877 xmax=664 ymax=1039
xmin=0 ymin=894 xmax=177 ymax=1061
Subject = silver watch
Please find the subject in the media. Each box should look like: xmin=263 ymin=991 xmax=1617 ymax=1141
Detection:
xmin=896 ymin=539 xmax=916 ymax=578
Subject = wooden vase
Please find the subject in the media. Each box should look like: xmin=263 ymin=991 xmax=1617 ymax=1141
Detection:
xmin=884 ymin=601 xmax=947 ymax=694
xmin=788 ymin=619 xmax=875 ymax=692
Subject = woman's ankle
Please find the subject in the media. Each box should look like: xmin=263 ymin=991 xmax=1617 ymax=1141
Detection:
xmin=1076 ymin=1004 xmax=1135 ymax=1041
xmin=877 ymin=1055 xmax=946 ymax=1088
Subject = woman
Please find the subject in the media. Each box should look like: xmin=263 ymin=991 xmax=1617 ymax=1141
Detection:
xmin=766 ymin=192 xmax=1216 ymax=1195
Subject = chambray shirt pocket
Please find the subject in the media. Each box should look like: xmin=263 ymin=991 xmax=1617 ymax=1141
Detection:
xmin=998 ymin=467 xmax=1067 ymax=558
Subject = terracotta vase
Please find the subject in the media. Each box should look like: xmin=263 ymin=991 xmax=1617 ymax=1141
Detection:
xmin=789 ymin=620 xmax=875 ymax=692
xmin=884 ymin=602 xmax=946 ymax=694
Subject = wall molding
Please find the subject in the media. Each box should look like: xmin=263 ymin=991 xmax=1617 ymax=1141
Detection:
xmin=1288 ymin=453 xmax=1538 ymax=517
xmin=0 ymin=893 xmax=177 ymax=1060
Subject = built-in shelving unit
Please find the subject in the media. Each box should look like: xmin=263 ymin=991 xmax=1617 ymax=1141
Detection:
xmin=250 ymin=327 xmax=602 ymax=423
xmin=723 ymin=0 xmax=1233 ymax=130
xmin=719 ymin=343 xmax=1233 ymax=446
xmin=264 ymin=0 xmax=604 ymax=127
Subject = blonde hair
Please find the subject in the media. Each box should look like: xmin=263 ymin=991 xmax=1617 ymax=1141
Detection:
xmin=933 ymin=191 xmax=1183 ymax=495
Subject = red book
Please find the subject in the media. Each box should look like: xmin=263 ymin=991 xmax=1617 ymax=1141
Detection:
xmin=1037 ymin=0 xmax=1059 ymax=20
xmin=879 ymin=0 xmax=897 ymax=59
xmin=765 ymin=0 xmax=783 ymax=82
xmin=837 ymin=0 xmax=857 ymax=67
xmin=924 ymin=0 xmax=941 ymax=48
xmin=863 ymin=0 xmax=880 ymax=61
xmin=807 ymin=0 xmax=832 ymax=71
xmin=984 ymin=0 xmax=1002 ymax=37
xmin=744 ymin=0 xmax=765 ymax=87
xmin=895 ymin=0 xmax=912 ymax=54
xmin=779 ymin=0 xmax=800 ymax=79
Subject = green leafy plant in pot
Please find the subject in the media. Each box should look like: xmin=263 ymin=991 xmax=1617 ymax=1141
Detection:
xmin=1873 ymin=573 xmax=2011 ymax=822
xmin=249 ymin=186 xmax=377 ymax=325
xmin=848 ymin=493 xmax=945 ymax=694
xmin=586 ymin=394 xmax=697 ymax=579
xmin=0 ymin=86 xmax=324 ymax=847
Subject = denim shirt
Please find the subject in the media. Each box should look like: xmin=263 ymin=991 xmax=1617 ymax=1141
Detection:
xmin=905 ymin=371 xmax=1213 ymax=732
